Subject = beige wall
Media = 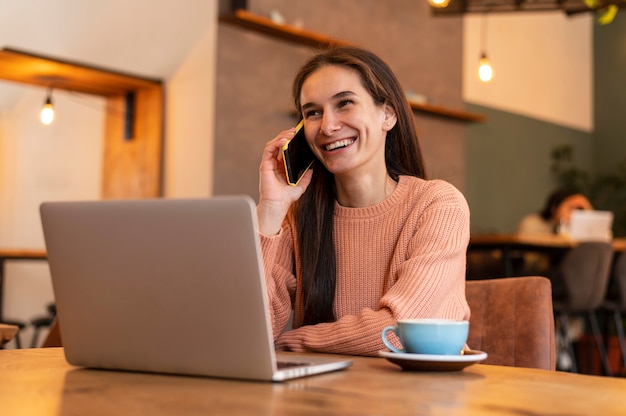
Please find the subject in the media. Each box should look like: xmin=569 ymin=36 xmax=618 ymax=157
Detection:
xmin=0 ymin=89 xmax=105 ymax=247
xmin=0 ymin=88 xmax=105 ymax=343
xmin=165 ymin=8 xmax=218 ymax=198
xmin=463 ymin=12 xmax=592 ymax=132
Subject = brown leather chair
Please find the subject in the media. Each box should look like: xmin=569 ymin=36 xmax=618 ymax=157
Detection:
xmin=42 ymin=318 xmax=62 ymax=348
xmin=466 ymin=276 xmax=556 ymax=370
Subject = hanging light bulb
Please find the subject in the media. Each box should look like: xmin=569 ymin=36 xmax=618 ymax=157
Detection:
xmin=477 ymin=9 xmax=494 ymax=83
xmin=478 ymin=53 xmax=494 ymax=82
xmin=40 ymin=89 xmax=55 ymax=125
xmin=427 ymin=0 xmax=451 ymax=8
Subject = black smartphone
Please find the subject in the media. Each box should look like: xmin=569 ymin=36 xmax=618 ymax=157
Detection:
xmin=282 ymin=120 xmax=315 ymax=186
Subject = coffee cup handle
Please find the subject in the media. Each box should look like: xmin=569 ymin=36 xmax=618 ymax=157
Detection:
xmin=381 ymin=325 xmax=404 ymax=353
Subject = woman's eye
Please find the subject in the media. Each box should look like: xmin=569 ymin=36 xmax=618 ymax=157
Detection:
xmin=338 ymin=99 xmax=353 ymax=108
xmin=304 ymin=110 xmax=321 ymax=119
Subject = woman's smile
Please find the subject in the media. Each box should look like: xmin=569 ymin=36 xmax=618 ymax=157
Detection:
xmin=323 ymin=137 xmax=356 ymax=152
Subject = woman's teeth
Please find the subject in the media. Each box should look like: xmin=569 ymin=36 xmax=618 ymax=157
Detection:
xmin=325 ymin=139 xmax=355 ymax=151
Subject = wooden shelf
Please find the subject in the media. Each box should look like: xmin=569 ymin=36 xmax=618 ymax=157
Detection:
xmin=219 ymin=10 xmax=486 ymax=123
xmin=408 ymin=99 xmax=487 ymax=123
xmin=219 ymin=9 xmax=353 ymax=48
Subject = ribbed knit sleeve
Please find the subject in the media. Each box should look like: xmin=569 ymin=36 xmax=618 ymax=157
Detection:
xmin=262 ymin=176 xmax=470 ymax=356
xmin=259 ymin=226 xmax=297 ymax=339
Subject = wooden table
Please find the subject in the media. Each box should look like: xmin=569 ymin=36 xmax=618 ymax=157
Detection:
xmin=0 ymin=249 xmax=47 ymax=323
xmin=1 ymin=348 xmax=625 ymax=415
xmin=470 ymin=234 xmax=626 ymax=251
xmin=469 ymin=234 xmax=626 ymax=276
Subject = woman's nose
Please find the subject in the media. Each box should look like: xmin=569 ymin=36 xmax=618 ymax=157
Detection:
xmin=319 ymin=114 xmax=342 ymax=136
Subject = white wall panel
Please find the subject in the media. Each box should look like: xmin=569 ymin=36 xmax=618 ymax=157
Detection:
xmin=463 ymin=13 xmax=593 ymax=132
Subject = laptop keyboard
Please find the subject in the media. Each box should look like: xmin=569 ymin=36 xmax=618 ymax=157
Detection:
xmin=277 ymin=361 xmax=309 ymax=369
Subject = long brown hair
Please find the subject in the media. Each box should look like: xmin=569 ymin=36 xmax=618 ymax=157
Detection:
xmin=292 ymin=46 xmax=426 ymax=326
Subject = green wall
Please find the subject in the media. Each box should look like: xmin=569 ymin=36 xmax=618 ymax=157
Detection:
xmin=594 ymin=13 xmax=626 ymax=175
xmin=465 ymin=105 xmax=593 ymax=234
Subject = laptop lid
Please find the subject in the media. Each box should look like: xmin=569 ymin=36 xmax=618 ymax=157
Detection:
xmin=568 ymin=210 xmax=614 ymax=242
xmin=40 ymin=196 xmax=351 ymax=381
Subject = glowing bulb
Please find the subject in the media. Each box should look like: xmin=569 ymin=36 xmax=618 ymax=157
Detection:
xmin=478 ymin=54 xmax=494 ymax=83
xmin=40 ymin=96 xmax=54 ymax=125
xmin=428 ymin=0 xmax=451 ymax=7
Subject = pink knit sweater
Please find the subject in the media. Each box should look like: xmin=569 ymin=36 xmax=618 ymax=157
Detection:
xmin=260 ymin=175 xmax=470 ymax=356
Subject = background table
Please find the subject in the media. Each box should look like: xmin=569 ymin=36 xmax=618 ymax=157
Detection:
xmin=469 ymin=234 xmax=626 ymax=277
xmin=1 ymin=348 xmax=625 ymax=415
xmin=0 ymin=249 xmax=47 ymax=323
xmin=0 ymin=323 xmax=18 ymax=346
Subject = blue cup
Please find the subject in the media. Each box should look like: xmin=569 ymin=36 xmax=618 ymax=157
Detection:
xmin=381 ymin=319 xmax=469 ymax=355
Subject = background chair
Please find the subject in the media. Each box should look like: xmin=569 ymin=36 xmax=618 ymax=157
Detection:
xmin=41 ymin=318 xmax=62 ymax=348
xmin=552 ymin=241 xmax=614 ymax=375
xmin=603 ymin=251 xmax=626 ymax=376
xmin=30 ymin=303 xmax=57 ymax=348
xmin=466 ymin=276 xmax=555 ymax=370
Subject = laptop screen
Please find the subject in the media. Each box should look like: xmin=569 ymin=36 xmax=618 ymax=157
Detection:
xmin=568 ymin=210 xmax=613 ymax=242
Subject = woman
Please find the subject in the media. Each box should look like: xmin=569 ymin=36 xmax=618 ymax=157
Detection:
xmin=516 ymin=187 xmax=594 ymax=285
xmin=257 ymin=46 xmax=470 ymax=356
xmin=517 ymin=188 xmax=593 ymax=238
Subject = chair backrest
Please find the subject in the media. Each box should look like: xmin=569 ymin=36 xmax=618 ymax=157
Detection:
xmin=466 ymin=276 xmax=555 ymax=370
xmin=610 ymin=252 xmax=626 ymax=309
xmin=558 ymin=242 xmax=614 ymax=311
xmin=42 ymin=318 xmax=63 ymax=348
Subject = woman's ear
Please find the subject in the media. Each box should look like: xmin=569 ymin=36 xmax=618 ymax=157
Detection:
xmin=382 ymin=105 xmax=397 ymax=131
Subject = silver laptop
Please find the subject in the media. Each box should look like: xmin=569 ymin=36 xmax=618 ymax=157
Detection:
xmin=40 ymin=196 xmax=351 ymax=382
xmin=568 ymin=210 xmax=614 ymax=242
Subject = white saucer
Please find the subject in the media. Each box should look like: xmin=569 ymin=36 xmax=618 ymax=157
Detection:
xmin=379 ymin=350 xmax=488 ymax=372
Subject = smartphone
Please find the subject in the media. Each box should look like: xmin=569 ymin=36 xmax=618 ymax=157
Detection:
xmin=282 ymin=120 xmax=315 ymax=186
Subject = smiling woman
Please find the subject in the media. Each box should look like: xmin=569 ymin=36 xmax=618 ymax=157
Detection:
xmin=255 ymin=46 xmax=471 ymax=356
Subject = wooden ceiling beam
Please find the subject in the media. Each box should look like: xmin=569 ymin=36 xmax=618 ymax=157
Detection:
xmin=0 ymin=47 xmax=161 ymax=96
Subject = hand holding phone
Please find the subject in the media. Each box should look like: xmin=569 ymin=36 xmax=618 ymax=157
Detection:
xmin=282 ymin=120 xmax=315 ymax=186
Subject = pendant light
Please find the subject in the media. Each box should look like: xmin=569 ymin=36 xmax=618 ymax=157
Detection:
xmin=428 ymin=0 xmax=451 ymax=8
xmin=40 ymin=88 xmax=55 ymax=125
xmin=478 ymin=53 xmax=494 ymax=82
xmin=477 ymin=10 xmax=494 ymax=83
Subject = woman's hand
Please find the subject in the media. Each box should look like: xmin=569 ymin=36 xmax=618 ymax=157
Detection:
xmin=257 ymin=127 xmax=313 ymax=235
xmin=556 ymin=194 xmax=594 ymax=226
